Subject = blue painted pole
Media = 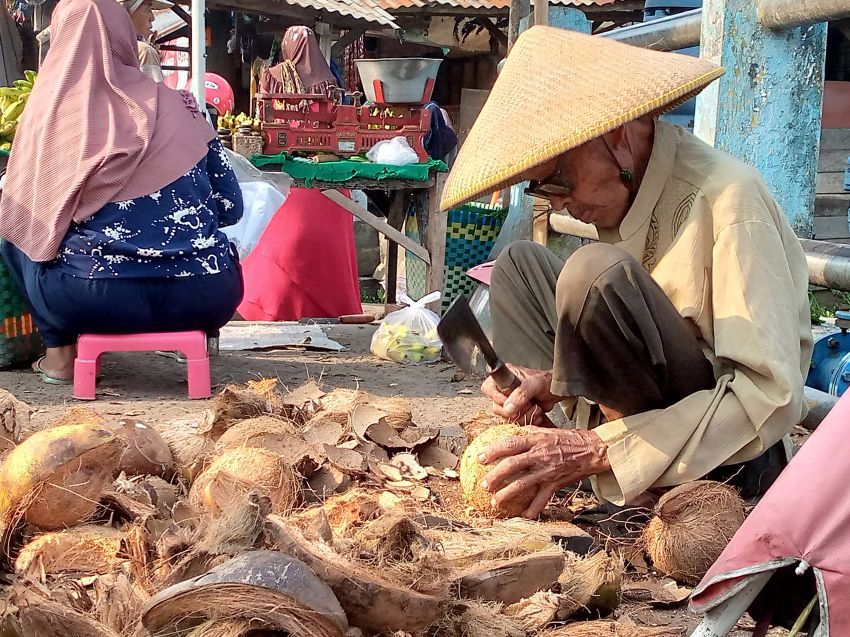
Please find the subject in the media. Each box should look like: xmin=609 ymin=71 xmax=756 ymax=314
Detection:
xmin=694 ymin=0 xmax=827 ymax=237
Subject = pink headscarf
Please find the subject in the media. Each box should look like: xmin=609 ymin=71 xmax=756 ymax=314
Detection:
xmin=281 ymin=26 xmax=337 ymax=95
xmin=0 ymin=0 xmax=216 ymax=262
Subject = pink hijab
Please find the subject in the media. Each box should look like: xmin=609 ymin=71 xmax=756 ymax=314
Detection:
xmin=281 ymin=26 xmax=337 ymax=95
xmin=0 ymin=0 xmax=216 ymax=262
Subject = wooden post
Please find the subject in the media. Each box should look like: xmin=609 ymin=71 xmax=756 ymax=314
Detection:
xmin=385 ymin=191 xmax=407 ymax=306
xmin=534 ymin=0 xmax=549 ymax=28
xmin=426 ymin=174 xmax=448 ymax=312
xmin=508 ymin=0 xmax=531 ymax=50
xmin=694 ymin=0 xmax=827 ymax=237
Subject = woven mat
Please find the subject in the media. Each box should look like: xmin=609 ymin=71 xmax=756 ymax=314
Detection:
xmin=249 ymin=154 xmax=447 ymax=186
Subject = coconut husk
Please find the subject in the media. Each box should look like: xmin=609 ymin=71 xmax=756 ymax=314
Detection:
xmin=91 ymin=572 xmax=149 ymax=636
xmin=14 ymin=526 xmax=124 ymax=580
xmin=454 ymin=546 xmax=566 ymax=605
xmin=292 ymin=490 xmax=381 ymax=539
xmin=354 ymin=513 xmax=425 ymax=563
xmin=48 ymin=406 xmax=106 ymax=429
xmin=196 ymin=488 xmax=271 ymax=556
xmin=429 ymin=601 xmax=526 ymax=637
xmin=215 ymin=416 xmax=321 ymax=477
xmin=14 ymin=592 xmax=121 ymax=637
xmin=266 ymin=517 xmax=447 ymax=634
xmin=0 ymin=423 xmax=123 ymax=533
xmin=460 ymin=411 xmax=506 ymax=441
xmin=542 ymin=620 xmax=679 ymax=636
xmin=106 ymin=419 xmax=175 ymax=479
xmin=558 ymin=551 xmax=623 ymax=618
xmin=186 ymin=619 xmax=256 ymax=637
xmin=0 ymin=390 xmax=30 ymax=455
xmin=190 ymin=447 xmax=299 ymax=517
xmin=641 ymin=481 xmax=746 ymax=586
xmin=305 ymin=465 xmax=351 ymax=503
xmin=142 ymin=551 xmax=348 ymax=637
xmin=459 ymin=424 xmax=533 ymax=518
xmin=205 ymin=379 xmax=288 ymax=430
xmin=318 ymin=389 xmax=413 ymax=430
xmin=153 ymin=417 xmax=216 ymax=482
xmin=426 ymin=519 xmax=560 ymax=568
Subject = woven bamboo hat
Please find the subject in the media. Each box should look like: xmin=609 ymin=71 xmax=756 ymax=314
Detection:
xmin=440 ymin=26 xmax=724 ymax=210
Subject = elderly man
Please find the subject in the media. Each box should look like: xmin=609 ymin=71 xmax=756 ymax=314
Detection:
xmin=440 ymin=27 xmax=812 ymax=518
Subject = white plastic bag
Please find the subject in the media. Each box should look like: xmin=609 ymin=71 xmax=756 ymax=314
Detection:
xmin=221 ymin=181 xmax=286 ymax=259
xmin=370 ymin=292 xmax=442 ymax=364
xmin=366 ymin=136 xmax=419 ymax=166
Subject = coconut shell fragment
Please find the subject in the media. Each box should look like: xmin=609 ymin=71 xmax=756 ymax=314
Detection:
xmin=642 ymin=480 xmax=746 ymax=586
xmin=454 ymin=549 xmax=566 ymax=605
xmin=142 ymin=550 xmax=348 ymax=637
xmin=460 ymin=424 xmax=533 ymax=518
xmin=14 ymin=592 xmax=122 ymax=637
xmin=266 ymin=516 xmax=447 ymax=634
xmin=15 ymin=525 xmax=124 ymax=579
xmin=0 ymin=423 xmax=123 ymax=531
xmin=190 ymin=447 xmax=299 ymax=517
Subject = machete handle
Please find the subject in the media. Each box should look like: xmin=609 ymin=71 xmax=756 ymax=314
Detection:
xmin=490 ymin=362 xmax=556 ymax=428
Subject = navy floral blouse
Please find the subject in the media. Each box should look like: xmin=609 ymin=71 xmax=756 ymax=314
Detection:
xmin=58 ymin=138 xmax=242 ymax=279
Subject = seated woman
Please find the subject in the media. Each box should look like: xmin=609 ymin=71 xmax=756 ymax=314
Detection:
xmin=0 ymin=0 xmax=243 ymax=384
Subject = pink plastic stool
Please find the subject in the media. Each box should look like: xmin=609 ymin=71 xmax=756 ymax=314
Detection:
xmin=73 ymin=331 xmax=211 ymax=400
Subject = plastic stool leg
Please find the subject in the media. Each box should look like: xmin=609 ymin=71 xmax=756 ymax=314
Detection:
xmin=186 ymin=357 xmax=211 ymax=399
xmin=73 ymin=359 xmax=98 ymax=400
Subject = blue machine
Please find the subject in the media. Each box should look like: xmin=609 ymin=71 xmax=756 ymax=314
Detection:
xmin=807 ymin=310 xmax=850 ymax=396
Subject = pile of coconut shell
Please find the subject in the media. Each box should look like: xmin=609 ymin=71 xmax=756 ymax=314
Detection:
xmin=0 ymin=382 xmax=747 ymax=637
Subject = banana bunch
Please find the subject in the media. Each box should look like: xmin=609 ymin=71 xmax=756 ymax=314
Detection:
xmin=0 ymin=71 xmax=37 ymax=152
xmin=217 ymin=111 xmax=261 ymax=133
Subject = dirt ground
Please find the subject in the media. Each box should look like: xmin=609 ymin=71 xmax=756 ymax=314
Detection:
xmin=0 ymin=322 xmax=793 ymax=636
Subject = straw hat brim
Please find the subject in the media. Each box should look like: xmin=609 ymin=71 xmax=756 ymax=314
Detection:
xmin=440 ymin=26 xmax=724 ymax=211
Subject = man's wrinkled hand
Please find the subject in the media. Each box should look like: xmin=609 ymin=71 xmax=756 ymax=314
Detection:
xmin=478 ymin=427 xmax=611 ymax=519
xmin=481 ymin=364 xmax=561 ymax=426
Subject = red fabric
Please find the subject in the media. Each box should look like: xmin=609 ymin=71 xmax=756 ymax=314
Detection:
xmin=237 ymin=188 xmax=362 ymax=321
xmin=690 ymin=390 xmax=850 ymax=634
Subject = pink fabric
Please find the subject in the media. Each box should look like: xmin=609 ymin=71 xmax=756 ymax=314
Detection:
xmin=0 ymin=0 xmax=216 ymax=262
xmin=237 ymin=188 xmax=362 ymax=321
xmin=281 ymin=25 xmax=336 ymax=94
xmin=690 ymin=391 xmax=850 ymax=634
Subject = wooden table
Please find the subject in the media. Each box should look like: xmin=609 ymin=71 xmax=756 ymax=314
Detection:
xmin=260 ymin=170 xmax=448 ymax=309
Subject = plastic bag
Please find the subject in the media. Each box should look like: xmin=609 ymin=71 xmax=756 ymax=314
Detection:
xmin=366 ymin=136 xmax=419 ymax=166
xmin=370 ymin=292 xmax=442 ymax=364
xmin=224 ymin=147 xmax=293 ymax=196
xmin=221 ymin=181 xmax=285 ymax=259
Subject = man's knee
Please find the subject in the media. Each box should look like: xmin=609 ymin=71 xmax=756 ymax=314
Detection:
xmin=556 ymin=243 xmax=634 ymax=308
xmin=492 ymin=240 xmax=556 ymax=289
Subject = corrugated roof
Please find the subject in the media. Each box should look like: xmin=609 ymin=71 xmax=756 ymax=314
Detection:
xmin=285 ymin=0 xmax=399 ymax=27
xmin=378 ymin=0 xmax=623 ymax=9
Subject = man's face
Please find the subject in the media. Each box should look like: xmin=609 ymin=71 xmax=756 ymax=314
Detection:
xmin=130 ymin=1 xmax=154 ymax=38
xmin=523 ymin=135 xmax=632 ymax=230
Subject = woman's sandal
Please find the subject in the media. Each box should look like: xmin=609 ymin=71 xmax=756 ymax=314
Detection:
xmin=32 ymin=356 xmax=73 ymax=385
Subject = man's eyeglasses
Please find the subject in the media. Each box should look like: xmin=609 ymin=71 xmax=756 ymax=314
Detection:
xmin=524 ymin=153 xmax=572 ymax=201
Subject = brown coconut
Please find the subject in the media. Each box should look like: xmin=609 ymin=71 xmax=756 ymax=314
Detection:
xmin=214 ymin=416 xmax=321 ymax=476
xmin=460 ymin=423 xmax=532 ymax=518
xmin=153 ymin=417 xmax=216 ymax=481
xmin=107 ymin=419 xmax=175 ymax=479
xmin=642 ymin=480 xmax=746 ymax=586
xmin=15 ymin=525 xmax=124 ymax=579
xmin=0 ymin=423 xmax=123 ymax=531
xmin=190 ymin=447 xmax=299 ymax=517
xmin=317 ymin=388 xmax=413 ymax=429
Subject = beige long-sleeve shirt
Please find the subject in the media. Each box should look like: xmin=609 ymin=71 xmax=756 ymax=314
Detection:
xmin=586 ymin=121 xmax=812 ymax=505
xmin=137 ymin=41 xmax=164 ymax=83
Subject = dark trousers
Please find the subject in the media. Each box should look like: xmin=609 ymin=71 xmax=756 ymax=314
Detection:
xmin=1 ymin=242 xmax=244 ymax=348
xmin=490 ymin=241 xmax=785 ymax=499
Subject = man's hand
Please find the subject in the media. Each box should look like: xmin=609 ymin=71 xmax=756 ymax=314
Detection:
xmin=481 ymin=364 xmax=562 ymax=426
xmin=479 ymin=427 xmax=611 ymax=518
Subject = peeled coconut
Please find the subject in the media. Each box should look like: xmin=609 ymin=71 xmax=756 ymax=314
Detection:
xmin=460 ymin=424 xmax=532 ymax=518
xmin=190 ymin=447 xmax=299 ymax=517
xmin=642 ymin=480 xmax=746 ymax=586
xmin=0 ymin=423 xmax=123 ymax=530
xmin=15 ymin=525 xmax=124 ymax=579
xmin=107 ymin=419 xmax=175 ymax=479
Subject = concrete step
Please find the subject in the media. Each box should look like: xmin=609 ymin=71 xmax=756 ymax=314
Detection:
xmin=814 ymin=215 xmax=850 ymax=240
xmin=820 ymin=128 xmax=850 ymax=150
xmin=817 ymin=171 xmax=846 ymax=195
xmin=816 ymin=194 xmax=850 ymax=217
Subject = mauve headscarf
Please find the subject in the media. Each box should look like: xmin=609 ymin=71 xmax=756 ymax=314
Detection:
xmin=281 ymin=25 xmax=336 ymax=95
xmin=0 ymin=0 xmax=216 ymax=262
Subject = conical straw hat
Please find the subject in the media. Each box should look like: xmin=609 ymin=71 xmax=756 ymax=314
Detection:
xmin=440 ymin=26 xmax=724 ymax=210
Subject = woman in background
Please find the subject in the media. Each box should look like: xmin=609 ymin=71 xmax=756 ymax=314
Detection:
xmin=241 ymin=25 xmax=361 ymax=321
